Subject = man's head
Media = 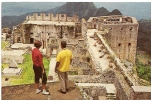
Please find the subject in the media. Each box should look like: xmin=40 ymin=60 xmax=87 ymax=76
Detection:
xmin=34 ymin=40 xmax=42 ymax=48
xmin=61 ymin=41 xmax=67 ymax=49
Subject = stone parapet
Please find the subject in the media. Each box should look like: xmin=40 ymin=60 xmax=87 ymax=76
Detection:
xmin=129 ymin=86 xmax=151 ymax=100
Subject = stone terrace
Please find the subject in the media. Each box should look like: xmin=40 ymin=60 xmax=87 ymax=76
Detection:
xmin=2 ymin=81 xmax=83 ymax=100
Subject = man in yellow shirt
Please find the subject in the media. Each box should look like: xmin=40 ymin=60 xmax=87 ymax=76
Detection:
xmin=55 ymin=41 xmax=73 ymax=94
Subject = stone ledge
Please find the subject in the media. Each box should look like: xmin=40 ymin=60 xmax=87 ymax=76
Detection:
xmin=132 ymin=86 xmax=151 ymax=92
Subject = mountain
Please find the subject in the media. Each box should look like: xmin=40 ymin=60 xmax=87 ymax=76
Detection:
xmin=2 ymin=12 xmax=32 ymax=30
xmin=94 ymin=2 xmax=151 ymax=20
xmin=108 ymin=9 xmax=122 ymax=15
xmin=46 ymin=2 xmax=97 ymax=19
xmin=137 ymin=19 xmax=151 ymax=55
xmin=94 ymin=7 xmax=110 ymax=16
xmin=2 ymin=2 xmax=122 ymax=30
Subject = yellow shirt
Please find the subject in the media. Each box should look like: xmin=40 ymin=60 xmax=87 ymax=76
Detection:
xmin=56 ymin=49 xmax=73 ymax=72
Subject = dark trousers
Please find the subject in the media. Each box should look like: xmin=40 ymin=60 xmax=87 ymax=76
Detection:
xmin=33 ymin=65 xmax=47 ymax=84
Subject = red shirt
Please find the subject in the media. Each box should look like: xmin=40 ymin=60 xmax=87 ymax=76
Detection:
xmin=32 ymin=48 xmax=43 ymax=67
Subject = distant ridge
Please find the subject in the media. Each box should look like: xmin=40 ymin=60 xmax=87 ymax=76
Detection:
xmin=108 ymin=9 xmax=122 ymax=15
xmin=2 ymin=2 xmax=122 ymax=29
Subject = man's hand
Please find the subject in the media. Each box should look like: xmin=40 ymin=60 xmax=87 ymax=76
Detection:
xmin=55 ymin=68 xmax=58 ymax=73
xmin=41 ymin=65 xmax=45 ymax=74
xmin=42 ymin=69 xmax=45 ymax=74
xmin=55 ymin=62 xmax=60 ymax=73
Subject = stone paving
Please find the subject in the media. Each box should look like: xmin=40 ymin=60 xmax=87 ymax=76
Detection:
xmin=47 ymin=58 xmax=59 ymax=82
xmin=86 ymin=29 xmax=110 ymax=71
xmin=2 ymin=81 xmax=83 ymax=100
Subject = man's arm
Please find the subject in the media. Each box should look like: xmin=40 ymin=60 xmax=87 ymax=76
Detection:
xmin=55 ymin=62 xmax=60 ymax=73
xmin=70 ymin=59 xmax=72 ymax=64
xmin=38 ymin=53 xmax=45 ymax=73
xmin=41 ymin=64 xmax=45 ymax=73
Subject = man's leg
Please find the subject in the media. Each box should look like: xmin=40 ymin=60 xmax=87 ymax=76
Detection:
xmin=65 ymin=72 xmax=69 ymax=90
xmin=35 ymin=83 xmax=41 ymax=94
xmin=33 ymin=66 xmax=41 ymax=94
xmin=42 ymin=72 xmax=49 ymax=95
xmin=58 ymin=71 xmax=66 ymax=93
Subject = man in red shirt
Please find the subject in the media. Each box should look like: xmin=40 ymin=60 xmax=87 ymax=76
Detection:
xmin=32 ymin=40 xmax=49 ymax=95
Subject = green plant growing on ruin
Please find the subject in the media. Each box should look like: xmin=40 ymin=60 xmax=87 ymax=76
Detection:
xmin=69 ymin=71 xmax=78 ymax=75
xmin=133 ymin=65 xmax=137 ymax=75
xmin=136 ymin=56 xmax=151 ymax=83
xmin=124 ymin=64 xmax=128 ymax=68
xmin=136 ymin=62 xmax=151 ymax=84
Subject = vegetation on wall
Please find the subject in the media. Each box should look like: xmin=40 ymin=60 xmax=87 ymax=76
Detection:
xmin=136 ymin=52 xmax=151 ymax=84
xmin=136 ymin=62 xmax=151 ymax=84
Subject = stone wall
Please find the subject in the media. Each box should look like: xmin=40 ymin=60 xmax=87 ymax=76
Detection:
xmin=129 ymin=86 xmax=151 ymax=100
xmin=98 ymin=16 xmax=138 ymax=64
xmin=69 ymin=69 xmax=115 ymax=83
xmin=26 ymin=13 xmax=79 ymax=22
xmin=2 ymin=55 xmax=24 ymax=64
xmin=114 ymin=73 xmax=130 ymax=100
xmin=102 ymin=24 xmax=138 ymax=64
xmin=84 ymin=86 xmax=107 ymax=100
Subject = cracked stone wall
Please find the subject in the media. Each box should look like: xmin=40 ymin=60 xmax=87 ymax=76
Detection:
xmin=69 ymin=69 xmax=115 ymax=83
xmin=129 ymin=86 xmax=151 ymax=100
xmin=99 ymin=16 xmax=138 ymax=64
xmin=26 ymin=13 xmax=79 ymax=22
xmin=83 ymin=86 xmax=107 ymax=100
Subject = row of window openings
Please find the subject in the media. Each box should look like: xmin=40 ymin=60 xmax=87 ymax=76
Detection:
xmin=109 ymin=27 xmax=133 ymax=31
xmin=30 ymin=30 xmax=70 ymax=35
xmin=23 ymin=26 xmax=70 ymax=33
xmin=30 ymin=32 xmax=52 ymax=35
xmin=118 ymin=43 xmax=131 ymax=46
xmin=32 ymin=14 xmax=65 ymax=17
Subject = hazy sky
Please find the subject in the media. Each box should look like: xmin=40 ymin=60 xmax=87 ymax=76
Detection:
xmin=1 ymin=1 xmax=151 ymax=20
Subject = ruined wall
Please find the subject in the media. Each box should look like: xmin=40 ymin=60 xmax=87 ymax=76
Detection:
xmin=81 ymin=18 xmax=87 ymax=37
xmin=129 ymin=86 xmax=151 ymax=100
xmin=2 ymin=55 xmax=24 ymax=64
xmin=72 ymin=15 xmax=79 ymax=22
xmin=91 ymin=18 xmax=99 ymax=29
xmin=26 ymin=13 xmax=79 ymax=22
xmin=21 ymin=13 xmax=80 ymax=50
xmin=100 ymin=23 xmax=138 ymax=64
xmin=114 ymin=72 xmax=130 ymax=100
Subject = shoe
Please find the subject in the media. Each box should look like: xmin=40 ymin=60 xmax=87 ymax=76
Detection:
xmin=36 ymin=89 xmax=41 ymax=94
xmin=58 ymin=89 xmax=66 ymax=94
xmin=42 ymin=91 xmax=50 ymax=95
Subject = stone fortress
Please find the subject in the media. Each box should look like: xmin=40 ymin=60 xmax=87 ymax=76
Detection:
xmin=4 ymin=13 xmax=151 ymax=100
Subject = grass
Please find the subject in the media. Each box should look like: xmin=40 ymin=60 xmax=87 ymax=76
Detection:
xmin=2 ymin=54 xmax=50 ymax=85
xmin=1 ymin=41 xmax=9 ymax=50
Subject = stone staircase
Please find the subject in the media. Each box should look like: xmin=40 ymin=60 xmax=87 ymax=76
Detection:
xmin=106 ymin=93 xmax=116 ymax=100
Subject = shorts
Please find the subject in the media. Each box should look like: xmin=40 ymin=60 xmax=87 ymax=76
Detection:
xmin=33 ymin=65 xmax=47 ymax=84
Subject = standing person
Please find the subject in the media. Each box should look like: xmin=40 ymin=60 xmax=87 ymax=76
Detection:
xmin=55 ymin=41 xmax=73 ymax=94
xmin=32 ymin=40 xmax=49 ymax=95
